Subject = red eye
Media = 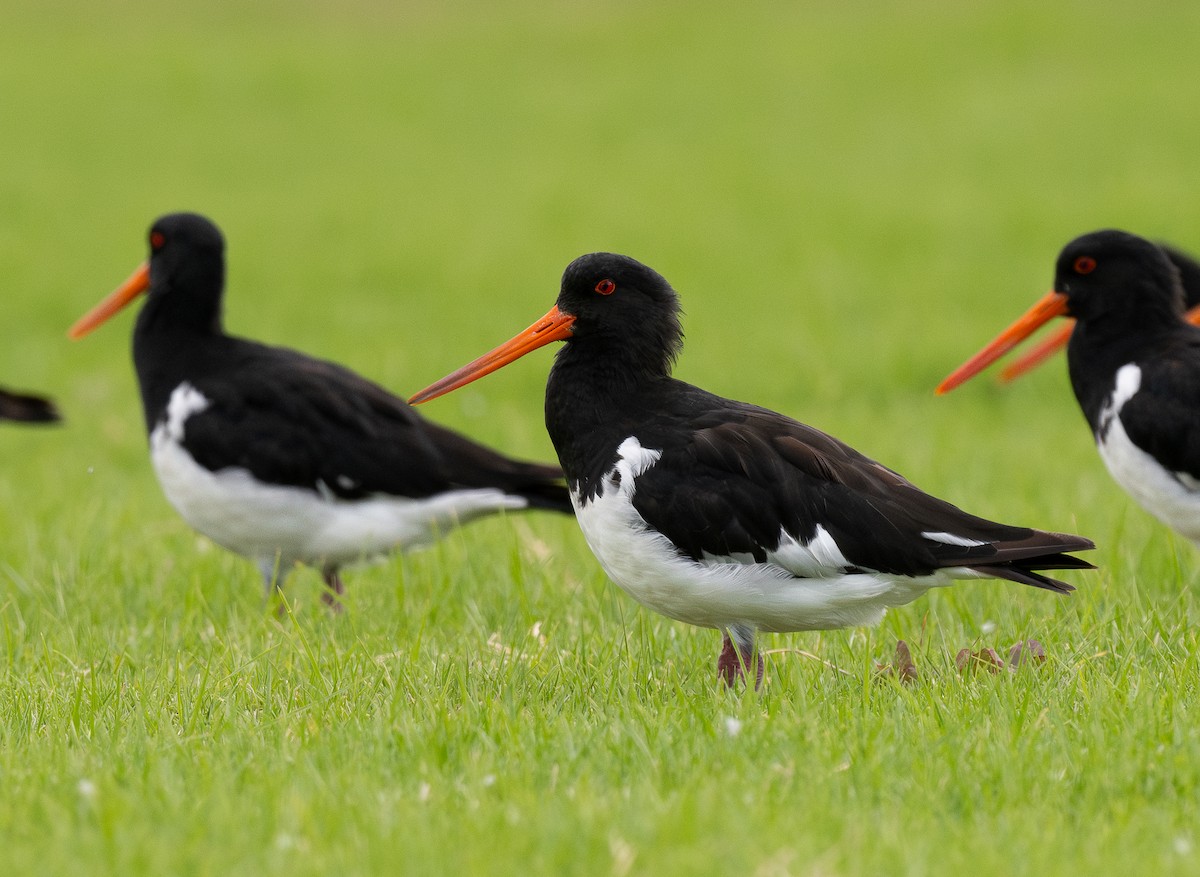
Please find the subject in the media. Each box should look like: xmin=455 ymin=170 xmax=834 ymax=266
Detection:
xmin=150 ymin=231 xmax=165 ymax=250
xmin=595 ymin=279 xmax=616 ymax=295
xmin=1074 ymin=256 xmax=1096 ymax=275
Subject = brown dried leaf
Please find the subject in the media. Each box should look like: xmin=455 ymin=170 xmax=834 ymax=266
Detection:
xmin=1008 ymin=639 xmax=1046 ymax=668
xmin=954 ymin=648 xmax=970 ymax=672
xmin=874 ymin=640 xmax=919 ymax=684
xmin=893 ymin=640 xmax=918 ymax=683
xmin=956 ymin=647 xmax=1005 ymax=674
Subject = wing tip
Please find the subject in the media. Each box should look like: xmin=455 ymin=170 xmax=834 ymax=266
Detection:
xmin=0 ymin=390 xmax=61 ymax=424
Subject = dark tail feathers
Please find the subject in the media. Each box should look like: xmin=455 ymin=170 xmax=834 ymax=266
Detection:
xmin=506 ymin=461 xmax=575 ymax=516
xmin=0 ymin=388 xmax=61 ymax=424
xmin=970 ymin=532 xmax=1096 ymax=594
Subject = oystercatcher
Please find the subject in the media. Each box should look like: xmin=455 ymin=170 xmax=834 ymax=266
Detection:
xmin=69 ymin=213 xmax=572 ymax=608
xmin=410 ymin=252 xmax=1094 ymax=686
xmin=991 ymin=243 xmax=1200 ymax=382
xmin=0 ymin=387 xmax=59 ymax=423
xmin=938 ymin=229 xmax=1200 ymax=545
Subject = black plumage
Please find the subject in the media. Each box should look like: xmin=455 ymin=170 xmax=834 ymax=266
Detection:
xmin=71 ymin=212 xmax=571 ymax=607
xmin=940 ymin=229 xmax=1200 ymax=549
xmin=547 ymin=255 xmax=1090 ymax=587
xmin=143 ymin=334 xmax=569 ymax=510
xmin=0 ymin=388 xmax=60 ymax=423
xmin=413 ymin=251 xmax=1094 ymax=686
xmin=1058 ymin=234 xmax=1200 ymax=461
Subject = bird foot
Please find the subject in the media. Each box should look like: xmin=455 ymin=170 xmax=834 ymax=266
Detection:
xmin=717 ymin=632 xmax=763 ymax=689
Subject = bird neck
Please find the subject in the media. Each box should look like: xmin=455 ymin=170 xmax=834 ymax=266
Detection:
xmin=544 ymin=338 xmax=669 ymax=488
xmin=137 ymin=259 xmax=226 ymax=337
xmin=131 ymin=275 xmax=227 ymax=434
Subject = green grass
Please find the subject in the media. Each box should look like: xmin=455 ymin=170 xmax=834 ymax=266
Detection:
xmin=3 ymin=0 xmax=1200 ymax=873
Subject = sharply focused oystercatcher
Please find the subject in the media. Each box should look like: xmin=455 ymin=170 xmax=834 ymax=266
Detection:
xmin=988 ymin=243 xmax=1200 ymax=382
xmin=938 ymin=229 xmax=1200 ymax=545
xmin=410 ymin=252 xmax=1094 ymax=686
xmin=69 ymin=213 xmax=572 ymax=608
xmin=0 ymin=387 xmax=60 ymax=423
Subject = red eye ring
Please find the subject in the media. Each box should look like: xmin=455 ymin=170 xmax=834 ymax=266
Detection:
xmin=150 ymin=231 xmax=165 ymax=250
xmin=595 ymin=279 xmax=616 ymax=295
xmin=1074 ymin=256 xmax=1096 ymax=275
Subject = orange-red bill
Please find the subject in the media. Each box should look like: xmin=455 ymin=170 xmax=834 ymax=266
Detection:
xmin=998 ymin=320 xmax=1076 ymax=382
xmin=68 ymin=262 xmax=151 ymax=340
xmin=935 ymin=291 xmax=1069 ymax=395
xmin=408 ymin=304 xmax=576 ymax=404
xmin=999 ymin=301 xmax=1200 ymax=383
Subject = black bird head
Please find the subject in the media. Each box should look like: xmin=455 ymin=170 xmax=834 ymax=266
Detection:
xmin=979 ymin=239 xmax=1200 ymax=383
xmin=937 ymin=229 xmax=1189 ymax=394
xmin=409 ymin=252 xmax=685 ymax=404
xmin=1052 ymin=229 xmax=1185 ymax=325
xmin=554 ymin=252 xmax=683 ymax=377
xmin=70 ymin=212 xmax=226 ymax=340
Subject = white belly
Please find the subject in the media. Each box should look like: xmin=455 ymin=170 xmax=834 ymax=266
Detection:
xmin=572 ymin=437 xmax=952 ymax=633
xmin=1099 ymin=417 xmax=1200 ymax=544
xmin=149 ymin=383 xmax=526 ymax=570
xmin=1096 ymin=364 xmax=1200 ymax=544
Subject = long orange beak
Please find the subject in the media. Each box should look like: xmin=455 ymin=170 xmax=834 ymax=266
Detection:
xmin=999 ymin=302 xmax=1200 ymax=382
xmin=935 ymin=291 xmax=1069 ymax=395
xmin=408 ymin=304 xmax=576 ymax=404
xmin=68 ymin=262 xmax=151 ymax=340
xmin=997 ymin=321 xmax=1076 ymax=382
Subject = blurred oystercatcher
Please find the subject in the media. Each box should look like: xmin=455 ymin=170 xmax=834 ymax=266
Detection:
xmin=0 ymin=387 xmax=59 ymax=423
xmin=938 ymin=229 xmax=1200 ymax=545
xmin=988 ymin=243 xmax=1200 ymax=382
xmin=69 ymin=212 xmax=572 ymax=609
xmin=410 ymin=252 xmax=1094 ymax=687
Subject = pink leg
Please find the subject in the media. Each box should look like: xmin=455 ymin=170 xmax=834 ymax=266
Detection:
xmin=320 ymin=568 xmax=346 ymax=613
xmin=717 ymin=628 xmax=763 ymax=689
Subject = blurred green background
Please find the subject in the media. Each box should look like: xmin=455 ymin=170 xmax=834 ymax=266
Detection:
xmin=7 ymin=1 xmax=1200 ymax=510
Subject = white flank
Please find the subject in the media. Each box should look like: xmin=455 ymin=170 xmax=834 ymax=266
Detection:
xmin=572 ymin=436 xmax=959 ymax=635
xmin=769 ymin=525 xmax=852 ymax=575
xmin=149 ymin=383 xmax=528 ymax=572
xmin=1178 ymin=472 xmax=1200 ymax=493
xmin=1096 ymin=364 xmax=1200 ymax=545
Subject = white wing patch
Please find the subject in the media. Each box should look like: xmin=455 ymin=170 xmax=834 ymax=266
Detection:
xmin=770 ymin=525 xmax=853 ymax=576
xmin=921 ymin=531 xmax=987 ymax=548
xmin=1098 ymin=363 xmax=1142 ymax=439
xmin=587 ymin=435 xmax=663 ymax=502
xmin=160 ymin=382 xmax=210 ymax=442
xmin=1176 ymin=472 xmax=1200 ymax=492
xmin=615 ymin=436 xmax=662 ymax=483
